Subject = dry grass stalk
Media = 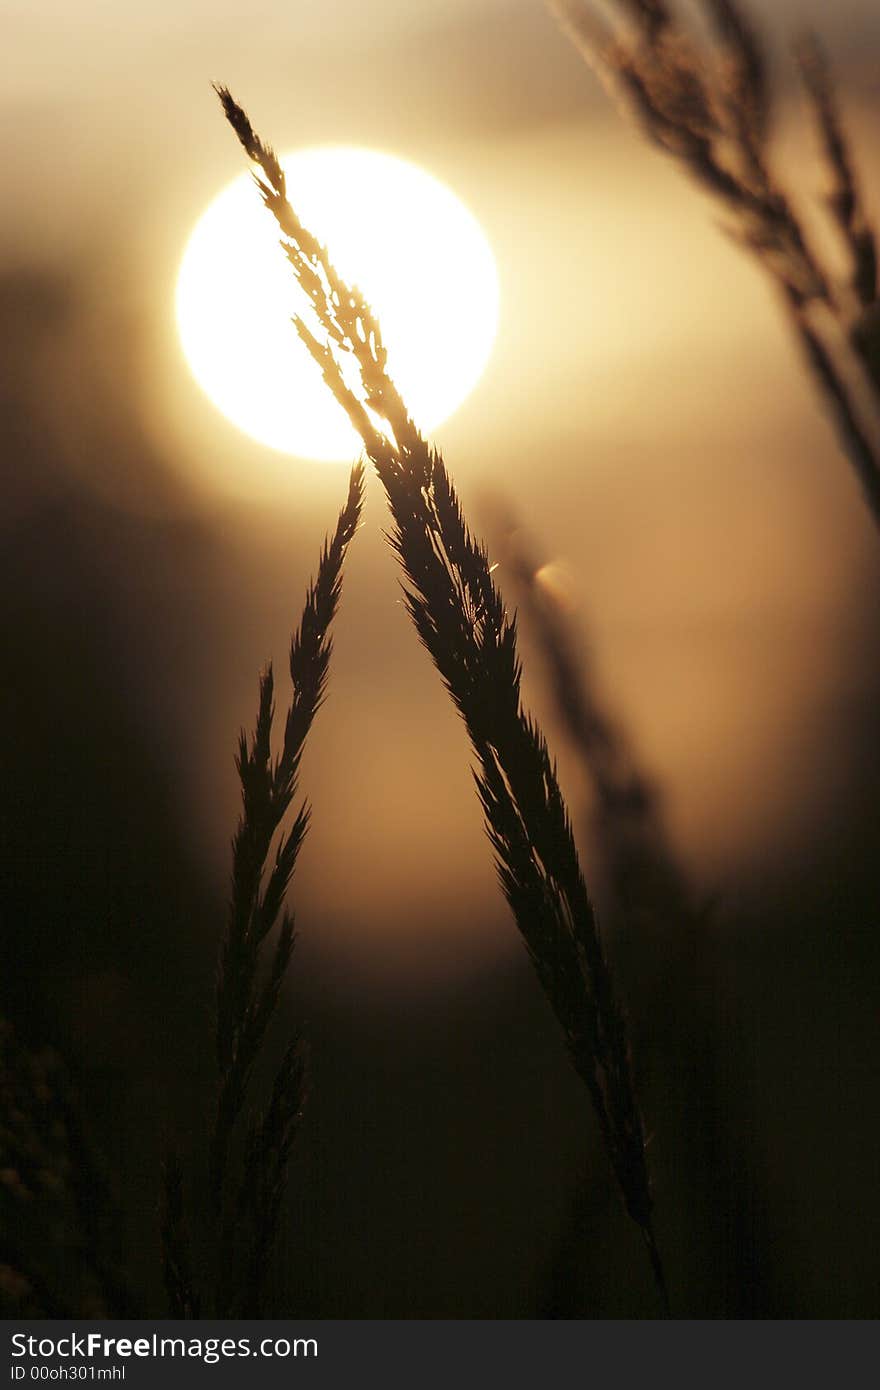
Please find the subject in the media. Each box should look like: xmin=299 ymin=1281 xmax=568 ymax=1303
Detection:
xmin=163 ymin=467 xmax=363 ymax=1316
xmin=552 ymin=0 xmax=880 ymax=527
xmin=216 ymin=87 xmax=667 ymax=1311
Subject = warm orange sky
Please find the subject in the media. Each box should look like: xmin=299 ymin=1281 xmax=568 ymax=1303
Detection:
xmin=4 ymin=0 xmax=880 ymax=977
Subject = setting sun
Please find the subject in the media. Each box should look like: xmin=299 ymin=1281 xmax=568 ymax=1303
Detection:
xmin=175 ymin=146 xmax=499 ymax=461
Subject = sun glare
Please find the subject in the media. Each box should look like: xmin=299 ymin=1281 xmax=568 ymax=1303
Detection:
xmin=175 ymin=147 xmax=499 ymax=461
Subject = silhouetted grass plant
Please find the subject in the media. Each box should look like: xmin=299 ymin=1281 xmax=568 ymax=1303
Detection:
xmin=216 ymin=87 xmax=668 ymax=1312
xmin=553 ymin=0 xmax=880 ymax=528
xmin=162 ymin=467 xmax=363 ymax=1317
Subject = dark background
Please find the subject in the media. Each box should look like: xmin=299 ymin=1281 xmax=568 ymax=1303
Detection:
xmin=2 ymin=0 xmax=880 ymax=1317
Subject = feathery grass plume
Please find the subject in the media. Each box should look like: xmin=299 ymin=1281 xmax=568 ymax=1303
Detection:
xmin=552 ymin=1 xmax=880 ymax=529
xmin=216 ymin=88 xmax=667 ymax=1311
xmin=162 ymin=467 xmax=363 ymax=1316
xmin=211 ymin=464 xmax=363 ymax=1207
xmin=212 ymin=464 xmax=362 ymax=1312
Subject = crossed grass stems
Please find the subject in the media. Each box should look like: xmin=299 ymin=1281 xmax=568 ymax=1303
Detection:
xmin=167 ymin=0 xmax=879 ymax=1317
xmin=161 ymin=87 xmax=667 ymax=1315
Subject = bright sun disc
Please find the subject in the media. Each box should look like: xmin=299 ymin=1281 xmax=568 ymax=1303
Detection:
xmin=176 ymin=147 xmax=499 ymax=461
